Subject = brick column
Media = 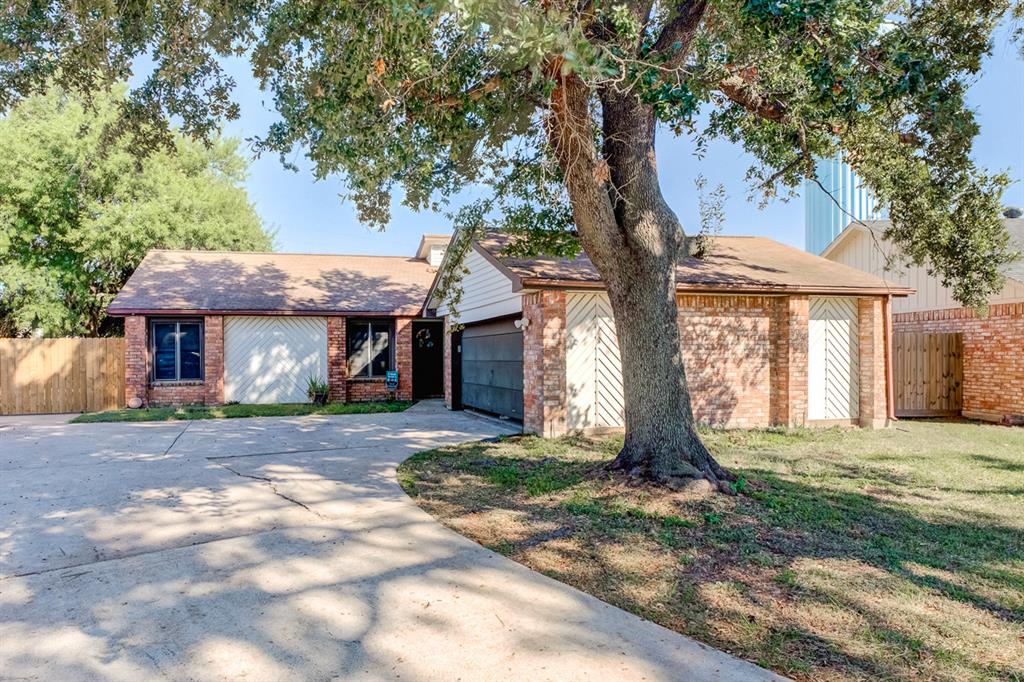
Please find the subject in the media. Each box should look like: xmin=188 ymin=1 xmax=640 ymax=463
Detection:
xmin=786 ymin=296 xmax=809 ymax=426
xmin=443 ymin=317 xmax=453 ymax=409
xmin=395 ymin=317 xmax=414 ymax=401
xmin=858 ymin=297 xmax=889 ymax=428
xmin=769 ymin=296 xmax=809 ymax=426
xmin=523 ymin=290 xmax=567 ymax=437
xmin=124 ymin=315 xmax=148 ymax=407
xmin=203 ymin=315 xmax=224 ymax=404
xmin=327 ymin=317 xmax=347 ymax=402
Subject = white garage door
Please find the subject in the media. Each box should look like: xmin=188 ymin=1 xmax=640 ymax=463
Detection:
xmin=224 ymin=316 xmax=328 ymax=404
xmin=808 ymin=297 xmax=860 ymax=420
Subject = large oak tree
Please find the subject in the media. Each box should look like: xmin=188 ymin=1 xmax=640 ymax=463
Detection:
xmin=2 ymin=0 xmax=1016 ymax=483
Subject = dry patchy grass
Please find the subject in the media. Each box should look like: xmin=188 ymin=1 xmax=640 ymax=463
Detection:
xmin=399 ymin=421 xmax=1024 ymax=681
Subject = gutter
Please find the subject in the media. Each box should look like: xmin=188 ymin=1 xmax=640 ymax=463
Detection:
xmin=883 ymin=294 xmax=897 ymax=423
xmin=106 ymin=308 xmax=425 ymax=318
xmin=516 ymin=277 xmax=914 ymax=297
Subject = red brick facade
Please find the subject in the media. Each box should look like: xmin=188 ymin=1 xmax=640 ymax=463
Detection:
xmin=123 ymin=314 xmax=416 ymax=407
xmin=446 ymin=292 xmax=891 ymax=436
xmin=893 ymin=302 xmax=1024 ymax=423
xmin=858 ymin=298 xmax=889 ymax=428
xmin=522 ymin=291 xmax=568 ymax=437
xmin=327 ymin=317 xmax=348 ymax=402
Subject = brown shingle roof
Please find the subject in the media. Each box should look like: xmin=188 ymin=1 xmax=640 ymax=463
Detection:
xmin=475 ymin=232 xmax=912 ymax=296
xmin=108 ymin=250 xmax=437 ymax=316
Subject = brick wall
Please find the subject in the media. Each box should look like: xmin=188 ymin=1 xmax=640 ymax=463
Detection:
xmin=328 ymin=317 xmax=347 ymax=402
xmin=124 ymin=316 xmax=148 ymax=407
xmin=894 ymin=302 xmax=1023 ymax=423
xmin=343 ymin=316 xmax=415 ymax=402
xmin=677 ymin=294 xmax=776 ymax=428
xmin=519 ymin=291 xmax=889 ymax=436
xmin=768 ymin=295 xmax=809 ymax=426
xmin=858 ymin=298 xmax=889 ymax=427
xmin=443 ymin=318 xmax=453 ymax=408
xmin=396 ymin=317 xmax=413 ymax=401
xmin=203 ymin=316 xmax=224 ymax=404
xmin=146 ymin=315 xmax=224 ymax=406
xmin=523 ymin=291 xmax=567 ymax=437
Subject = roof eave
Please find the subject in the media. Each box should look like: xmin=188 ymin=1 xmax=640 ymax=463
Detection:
xmin=106 ymin=308 xmax=427 ymax=317
xmin=517 ymin=277 xmax=914 ymax=297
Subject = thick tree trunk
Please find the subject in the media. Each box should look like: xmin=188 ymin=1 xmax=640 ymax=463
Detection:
xmin=546 ymin=62 xmax=730 ymax=486
xmin=601 ymin=241 xmax=730 ymax=484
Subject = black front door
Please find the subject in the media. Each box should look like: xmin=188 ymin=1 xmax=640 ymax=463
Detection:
xmin=412 ymin=320 xmax=444 ymax=399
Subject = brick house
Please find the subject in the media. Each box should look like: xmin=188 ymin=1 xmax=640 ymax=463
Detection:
xmin=823 ymin=218 xmax=1023 ymax=424
xmin=109 ymin=229 xmax=912 ymax=434
xmin=427 ymin=232 xmax=911 ymax=437
xmin=107 ymin=236 xmax=450 ymax=407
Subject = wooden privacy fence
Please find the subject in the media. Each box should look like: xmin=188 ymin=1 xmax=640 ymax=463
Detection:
xmin=0 ymin=338 xmax=124 ymax=415
xmin=893 ymin=332 xmax=963 ymax=417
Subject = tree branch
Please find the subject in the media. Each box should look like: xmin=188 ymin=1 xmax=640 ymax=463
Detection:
xmin=649 ymin=0 xmax=708 ymax=68
xmin=717 ymin=73 xmax=786 ymax=121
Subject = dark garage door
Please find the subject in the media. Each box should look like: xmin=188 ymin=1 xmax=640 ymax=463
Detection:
xmin=461 ymin=319 xmax=523 ymax=420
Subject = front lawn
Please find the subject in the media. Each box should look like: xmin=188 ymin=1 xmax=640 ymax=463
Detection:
xmin=399 ymin=421 xmax=1024 ymax=681
xmin=72 ymin=400 xmax=413 ymax=423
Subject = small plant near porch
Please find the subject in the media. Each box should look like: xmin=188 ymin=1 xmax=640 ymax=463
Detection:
xmin=399 ymin=420 xmax=1024 ymax=681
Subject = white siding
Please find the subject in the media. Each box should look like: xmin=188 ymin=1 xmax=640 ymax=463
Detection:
xmin=808 ymin=297 xmax=860 ymax=420
xmin=566 ymin=293 xmax=624 ymax=430
xmin=224 ymin=316 xmax=327 ymax=404
xmin=436 ymin=247 xmax=522 ymax=324
xmin=827 ymin=228 xmax=1024 ymax=313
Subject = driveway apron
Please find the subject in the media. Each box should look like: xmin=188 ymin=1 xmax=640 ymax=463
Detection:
xmin=0 ymin=402 xmax=780 ymax=681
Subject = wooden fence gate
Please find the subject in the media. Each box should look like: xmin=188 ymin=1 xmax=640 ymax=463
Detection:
xmin=0 ymin=338 xmax=124 ymax=415
xmin=893 ymin=332 xmax=963 ymax=417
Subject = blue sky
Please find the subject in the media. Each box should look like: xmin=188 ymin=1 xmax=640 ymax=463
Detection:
xmin=212 ymin=29 xmax=1023 ymax=257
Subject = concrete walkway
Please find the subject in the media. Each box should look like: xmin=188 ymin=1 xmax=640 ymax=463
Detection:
xmin=0 ymin=402 xmax=780 ymax=681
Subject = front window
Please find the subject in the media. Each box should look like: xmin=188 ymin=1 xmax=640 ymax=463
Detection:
xmin=151 ymin=319 xmax=204 ymax=382
xmin=347 ymin=319 xmax=394 ymax=378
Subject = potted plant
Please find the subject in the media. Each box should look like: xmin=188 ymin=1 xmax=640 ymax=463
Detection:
xmin=306 ymin=375 xmax=330 ymax=406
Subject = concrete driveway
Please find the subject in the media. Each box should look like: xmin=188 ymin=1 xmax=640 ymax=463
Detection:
xmin=0 ymin=402 xmax=778 ymax=681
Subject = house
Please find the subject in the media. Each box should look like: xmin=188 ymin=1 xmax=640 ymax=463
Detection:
xmin=427 ymin=232 xmax=912 ymax=437
xmin=107 ymin=235 xmax=451 ymax=407
xmin=109 ymin=229 xmax=912 ymax=435
xmin=823 ymin=218 xmax=1024 ymax=423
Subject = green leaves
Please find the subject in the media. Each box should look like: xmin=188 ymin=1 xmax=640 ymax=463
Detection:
xmin=0 ymin=0 xmax=1016 ymax=310
xmin=0 ymin=85 xmax=272 ymax=337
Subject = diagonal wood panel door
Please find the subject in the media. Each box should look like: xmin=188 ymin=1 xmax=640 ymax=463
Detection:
xmin=808 ymin=297 xmax=860 ymax=420
xmin=224 ymin=316 xmax=328 ymax=404
xmin=566 ymin=293 xmax=625 ymax=430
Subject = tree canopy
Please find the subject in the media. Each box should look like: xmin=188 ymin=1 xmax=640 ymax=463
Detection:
xmin=1 ymin=1 xmax=1017 ymax=306
xmin=0 ymin=85 xmax=274 ymax=337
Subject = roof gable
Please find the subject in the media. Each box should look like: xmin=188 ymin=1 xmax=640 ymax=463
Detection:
xmin=109 ymin=250 xmax=438 ymax=316
xmin=473 ymin=232 xmax=911 ymax=296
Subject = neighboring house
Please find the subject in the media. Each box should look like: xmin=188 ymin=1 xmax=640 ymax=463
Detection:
xmin=805 ymin=155 xmax=884 ymax=255
xmin=427 ymin=233 xmax=911 ymax=437
xmin=107 ymin=235 xmax=451 ymax=407
xmin=822 ymin=219 xmax=1024 ymax=423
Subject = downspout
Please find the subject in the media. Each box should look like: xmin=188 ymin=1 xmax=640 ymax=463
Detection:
xmin=883 ymin=294 xmax=896 ymax=423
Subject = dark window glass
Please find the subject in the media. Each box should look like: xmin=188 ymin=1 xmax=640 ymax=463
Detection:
xmin=153 ymin=322 xmax=178 ymax=381
xmin=150 ymin=320 xmax=203 ymax=382
xmin=348 ymin=324 xmax=370 ymax=377
xmin=371 ymin=326 xmax=390 ymax=376
xmin=347 ymin=320 xmax=394 ymax=378
xmin=178 ymin=323 xmax=202 ymax=379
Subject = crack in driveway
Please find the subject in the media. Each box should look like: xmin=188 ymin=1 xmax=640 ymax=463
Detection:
xmin=214 ymin=461 xmax=327 ymax=519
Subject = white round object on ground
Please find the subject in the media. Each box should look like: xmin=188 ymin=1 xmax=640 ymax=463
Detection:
xmin=127 ymin=397 xmax=143 ymax=409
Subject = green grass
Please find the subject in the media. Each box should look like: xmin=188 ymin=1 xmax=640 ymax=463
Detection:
xmin=399 ymin=421 xmax=1024 ymax=682
xmin=71 ymin=400 xmax=413 ymax=423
